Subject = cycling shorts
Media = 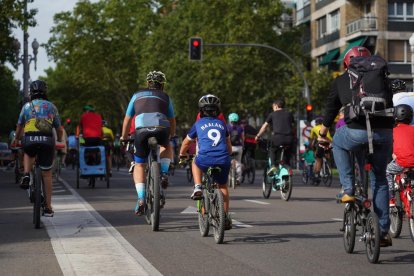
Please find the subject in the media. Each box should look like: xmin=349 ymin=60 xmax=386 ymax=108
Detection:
xmin=133 ymin=127 xmax=170 ymax=163
xmin=23 ymin=133 xmax=55 ymax=170
xmin=194 ymin=157 xmax=231 ymax=185
xmin=84 ymin=137 xmax=103 ymax=147
xmin=315 ymin=143 xmax=330 ymax=159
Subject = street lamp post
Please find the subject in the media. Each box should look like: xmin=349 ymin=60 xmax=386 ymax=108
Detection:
xmin=409 ymin=33 xmax=414 ymax=89
xmin=13 ymin=0 xmax=39 ymax=103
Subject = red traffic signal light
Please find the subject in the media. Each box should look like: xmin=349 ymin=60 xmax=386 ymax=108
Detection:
xmin=306 ymin=104 xmax=313 ymax=112
xmin=66 ymin=118 xmax=71 ymax=124
xmin=189 ymin=37 xmax=202 ymax=61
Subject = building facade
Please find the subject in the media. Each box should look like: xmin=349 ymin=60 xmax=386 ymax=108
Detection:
xmin=296 ymin=0 xmax=414 ymax=84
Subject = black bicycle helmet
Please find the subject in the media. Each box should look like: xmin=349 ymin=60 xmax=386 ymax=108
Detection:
xmin=29 ymin=80 xmax=47 ymax=99
xmin=198 ymin=94 xmax=220 ymax=109
xmin=394 ymin=104 xmax=413 ymax=124
xmin=391 ymin=79 xmax=406 ymax=93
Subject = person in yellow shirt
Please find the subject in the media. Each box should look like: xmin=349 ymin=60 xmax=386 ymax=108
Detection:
xmin=309 ymin=117 xmax=332 ymax=183
xmin=102 ymin=120 xmax=114 ymax=175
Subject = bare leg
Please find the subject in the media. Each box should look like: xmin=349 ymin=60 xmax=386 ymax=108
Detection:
xmin=133 ymin=163 xmax=146 ymax=183
xmin=42 ymin=170 xmax=53 ymax=209
xmin=23 ymin=153 xmax=35 ymax=173
xmin=219 ymin=184 xmax=229 ymax=213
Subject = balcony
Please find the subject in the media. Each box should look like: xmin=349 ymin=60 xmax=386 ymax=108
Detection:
xmin=295 ymin=4 xmax=311 ymax=25
xmin=346 ymin=17 xmax=377 ymax=36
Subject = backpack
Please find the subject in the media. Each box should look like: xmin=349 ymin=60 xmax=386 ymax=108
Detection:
xmin=346 ymin=55 xmax=393 ymax=153
xmin=230 ymin=127 xmax=241 ymax=145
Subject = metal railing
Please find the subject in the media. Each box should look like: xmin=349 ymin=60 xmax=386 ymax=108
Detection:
xmin=346 ymin=17 xmax=377 ymax=35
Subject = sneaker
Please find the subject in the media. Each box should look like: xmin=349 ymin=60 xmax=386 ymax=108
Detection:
xmin=161 ymin=173 xmax=169 ymax=189
xmin=336 ymin=192 xmax=355 ymax=203
xmin=191 ymin=185 xmax=203 ymax=200
xmin=19 ymin=174 xmax=30 ymax=190
xmin=134 ymin=199 xmax=145 ymax=215
xmin=225 ymin=214 xmax=232 ymax=230
xmin=380 ymin=232 xmax=392 ymax=247
xmin=267 ymin=166 xmax=278 ymax=176
xmin=389 ymin=198 xmax=396 ymax=207
xmin=43 ymin=207 xmax=54 ymax=217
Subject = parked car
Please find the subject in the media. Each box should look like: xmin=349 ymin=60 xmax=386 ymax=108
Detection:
xmin=0 ymin=142 xmax=13 ymax=165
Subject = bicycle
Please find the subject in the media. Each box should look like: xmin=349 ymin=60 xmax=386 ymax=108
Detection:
xmin=228 ymin=152 xmax=238 ymax=189
xmin=340 ymin=151 xmax=381 ymax=263
xmin=389 ymin=169 xmax=414 ymax=240
xmin=301 ymin=161 xmax=314 ymax=185
xmin=260 ymin=139 xmax=293 ymax=201
xmin=320 ymin=149 xmax=333 ymax=187
xmin=124 ymin=137 xmax=164 ymax=231
xmin=180 ymin=155 xmax=194 ymax=184
xmin=241 ymin=149 xmax=255 ymax=184
xmin=196 ymin=166 xmax=226 ymax=244
xmin=53 ymin=150 xmax=63 ymax=183
xmin=11 ymin=144 xmax=23 ymax=184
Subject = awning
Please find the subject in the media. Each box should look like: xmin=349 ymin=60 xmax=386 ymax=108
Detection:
xmin=319 ymin=48 xmax=339 ymax=66
xmin=336 ymin=37 xmax=367 ymax=65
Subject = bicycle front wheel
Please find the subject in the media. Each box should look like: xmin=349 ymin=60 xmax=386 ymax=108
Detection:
xmin=197 ymin=188 xmax=210 ymax=237
xmin=150 ymin=161 xmax=161 ymax=231
xmin=389 ymin=192 xmax=403 ymax=238
xmin=33 ymin=167 xmax=42 ymax=229
xmin=343 ymin=207 xmax=356 ymax=253
xmin=212 ymin=189 xmax=225 ymax=244
xmin=365 ymin=211 xmax=381 ymax=264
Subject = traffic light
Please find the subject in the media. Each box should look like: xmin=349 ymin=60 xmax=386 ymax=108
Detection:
xmin=306 ymin=104 xmax=313 ymax=122
xmin=189 ymin=37 xmax=202 ymax=61
xmin=66 ymin=118 xmax=71 ymax=125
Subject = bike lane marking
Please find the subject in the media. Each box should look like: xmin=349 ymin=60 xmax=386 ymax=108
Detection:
xmin=42 ymin=178 xmax=162 ymax=276
xmin=244 ymin=199 xmax=270 ymax=205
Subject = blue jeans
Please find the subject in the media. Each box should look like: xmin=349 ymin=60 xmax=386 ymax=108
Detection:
xmin=332 ymin=126 xmax=392 ymax=232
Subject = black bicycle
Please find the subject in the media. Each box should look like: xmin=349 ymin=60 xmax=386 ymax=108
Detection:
xmin=143 ymin=137 xmax=164 ymax=231
xmin=196 ymin=166 xmax=226 ymax=244
xmin=341 ymin=151 xmax=381 ymax=263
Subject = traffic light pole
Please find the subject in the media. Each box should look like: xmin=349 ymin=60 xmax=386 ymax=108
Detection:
xmin=204 ymin=42 xmax=310 ymax=170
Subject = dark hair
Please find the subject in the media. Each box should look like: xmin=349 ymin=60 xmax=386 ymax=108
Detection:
xmin=273 ymin=99 xmax=285 ymax=108
xmin=148 ymin=82 xmax=164 ymax=90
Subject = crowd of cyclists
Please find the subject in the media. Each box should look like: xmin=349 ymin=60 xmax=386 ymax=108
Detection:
xmin=6 ymin=45 xmax=414 ymax=253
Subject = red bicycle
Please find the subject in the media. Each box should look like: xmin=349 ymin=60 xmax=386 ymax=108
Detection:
xmin=389 ymin=169 xmax=414 ymax=241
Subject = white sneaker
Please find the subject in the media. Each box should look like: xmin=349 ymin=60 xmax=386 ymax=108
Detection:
xmin=191 ymin=185 xmax=203 ymax=200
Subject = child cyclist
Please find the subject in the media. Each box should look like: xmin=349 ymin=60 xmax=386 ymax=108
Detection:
xmin=179 ymin=94 xmax=233 ymax=230
xmin=386 ymin=104 xmax=414 ymax=207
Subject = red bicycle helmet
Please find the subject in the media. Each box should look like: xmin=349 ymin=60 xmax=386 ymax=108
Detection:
xmin=343 ymin=46 xmax=371 ymax=68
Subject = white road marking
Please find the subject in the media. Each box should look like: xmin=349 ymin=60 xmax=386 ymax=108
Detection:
xmin=52 ymin=189 xmax=67 ymax=193
xmin=232 ymin=219 xmax=253 ymax=228
xmin=181 ymin=206 xmax=198 ymax=214
xmin=244 ymin=199 xmax=270 ymax=205
xmin=331 ymin=218 xmax=343 ymax=222
xmin=42 ymin=178 xmax=162 ymax=276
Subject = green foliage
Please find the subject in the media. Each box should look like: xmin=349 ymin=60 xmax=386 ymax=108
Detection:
xmin=43 ymin=0 xmax=332 ymax=134
xmin=0 ymin=66 xmax=19 ymax=136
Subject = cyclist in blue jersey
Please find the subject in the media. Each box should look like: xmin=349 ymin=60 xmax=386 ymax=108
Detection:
xmin=179 ymin=94 xmax=233 ymax=230
xmin=120 ymin=71 xmax=176 ymax=215
xmin=13 ymin=80 xmax=63 ymax=217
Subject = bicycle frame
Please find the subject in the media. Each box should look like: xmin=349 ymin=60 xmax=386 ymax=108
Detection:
xmin=394 ymin=172 xmax=413 ymax=221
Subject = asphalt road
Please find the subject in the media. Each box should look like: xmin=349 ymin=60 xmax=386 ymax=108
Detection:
xmin=1 ymin=166 xmax=413 ymax=276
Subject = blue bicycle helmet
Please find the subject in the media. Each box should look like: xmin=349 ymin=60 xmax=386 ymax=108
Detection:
xmin=228 ymin=113 xmax=239 ymax=123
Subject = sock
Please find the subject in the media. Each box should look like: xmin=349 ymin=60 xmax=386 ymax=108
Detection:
xmin=135 ymin=183 xmax=145 ymax=201
xmin=160 ymin=158 xmax=171 ymax=174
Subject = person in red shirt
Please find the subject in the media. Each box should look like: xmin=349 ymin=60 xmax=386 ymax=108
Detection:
xmin=386 ymin=104 xmax=414 ymax=206
xmin=77 ymin=105 xmax=103 ymax=146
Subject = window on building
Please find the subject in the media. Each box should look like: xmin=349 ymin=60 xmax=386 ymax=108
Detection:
xmin=317 ymin=16 xmax=327 ymax=38
xmin=388 ymin=40 xmax=411 ymax=63
xmin=329 ymin=9 xmax=340 ymax=32
xmin=389 ymin=2 xmax=414 ymax=21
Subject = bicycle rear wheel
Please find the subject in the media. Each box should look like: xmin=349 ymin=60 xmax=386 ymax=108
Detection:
xmin=280 ymin=173 xmax=292 ymax=201
xmin=262 ymin=165 xmax=272 ymax=199
xmin=186 ymin=168 xmax=193 ymax=184
xmin=150 ymin=161 xmax=161 ymax=231
xmin=301 ymin=170 xmax=308 ymax=185
xmin=212 ymin=189 xmax=225 ymax=244
xmin=229 ymin=164 xmax=236 ymax=189
xmin=389 ymin=192 xmax=403 ymax=238
xmin=343 ymin=207 xmax=356 ymax=253
xmin=197 ymin=188 xmax=210 ymax=237
xmin=247 ymin=158 xmax=255 ymax=184
xmin=33 ymin=167 xmax=42 ymax=229
xmin=365 ymin=211 xmax=381 ymax=264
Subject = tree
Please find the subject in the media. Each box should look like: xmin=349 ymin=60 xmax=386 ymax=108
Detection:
xmin=0 ymin=66 xmax=19 ymax=137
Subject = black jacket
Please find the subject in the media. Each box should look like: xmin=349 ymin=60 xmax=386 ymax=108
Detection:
xmin=322 ymin=72 xmax=394 ymax=130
